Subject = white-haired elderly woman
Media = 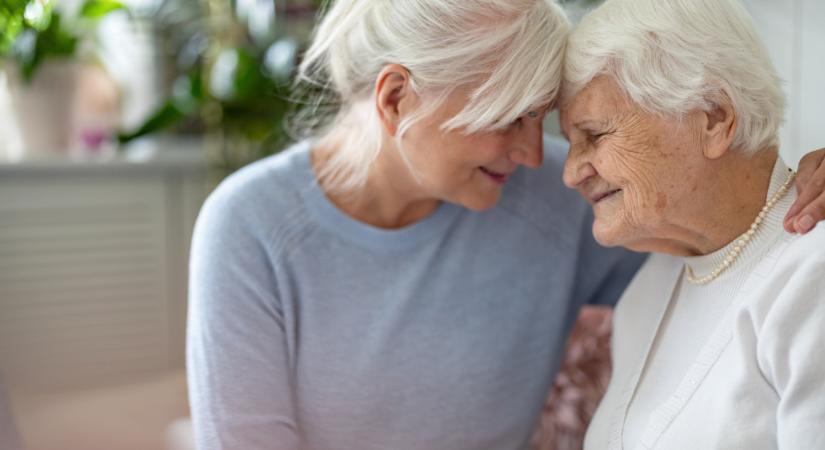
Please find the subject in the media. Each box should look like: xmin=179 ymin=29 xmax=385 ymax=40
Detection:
xmin=559 ymin=0 xmax=825 ymax=448
xmin=187 ymin=1 xmax=825 ymax=449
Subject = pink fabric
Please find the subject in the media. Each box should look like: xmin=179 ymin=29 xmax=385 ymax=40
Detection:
xmin=532 ymin=307 xmax=613 ymax=450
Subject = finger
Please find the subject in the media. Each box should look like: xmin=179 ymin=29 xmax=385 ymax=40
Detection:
xmin=792 ymin=190 xmax=825 ymax=234
xmin=784 ymin=184 xmax=810 ymax=233
xmin=785 ymin=159 xmax=825 ymax=227
xmin=795 ymin=148 xmax=825 ymax=195
xmin=786 ymin=187 xmax=818 ymax=232
xmin=786 ymin=192 xmax=806 ymax=232
xmin=785 ymin=164 xmax=813 ymax=225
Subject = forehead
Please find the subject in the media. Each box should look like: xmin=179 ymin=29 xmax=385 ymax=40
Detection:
xmin=561 ymin=76 xmax=629 ymax=124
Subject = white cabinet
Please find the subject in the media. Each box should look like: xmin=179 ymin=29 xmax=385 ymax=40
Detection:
xmin=0 ymin=143 xmax=207 ymax=393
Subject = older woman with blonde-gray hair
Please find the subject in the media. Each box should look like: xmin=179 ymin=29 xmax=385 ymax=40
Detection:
xmin=559 ymin=0 xmax=825 ymax=448
xmin=187 ymin=1 xmax=653 ymax=449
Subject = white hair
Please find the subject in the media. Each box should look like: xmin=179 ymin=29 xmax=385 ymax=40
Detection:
xmin=562 ymin=0 xmax=785 ymax=155
xmin=295 ymin=0 xmax=571 ymax=194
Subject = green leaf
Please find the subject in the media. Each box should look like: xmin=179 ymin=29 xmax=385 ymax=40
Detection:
xmin=171 ymin=71 xmax=204 ymax=113
xmin=0 ymin=17 xmax=24 ymax=55
xmin=15 ymin=12 xmax=77 ymax=81
xmin=80 ymin=0 xmax=126 ymax=19
xmin=118 ymin=101 xmax=187 ymax=143
xmin=0 ymin=0 xmax=32 ymax=56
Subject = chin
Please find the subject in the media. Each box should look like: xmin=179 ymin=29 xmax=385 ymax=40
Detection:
xmin=458 ymin=192 xmax=501 ymax=212
xmin=593 ymin=221 xmax=660 ymax=254
xmin=591 ymin=220 xmax=629 ymax=248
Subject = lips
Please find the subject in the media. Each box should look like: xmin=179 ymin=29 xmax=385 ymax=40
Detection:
xmin=590 ymin=189 xmax=622 ymax=204
xmin=480 ymin=167 xmax=513 ymax=185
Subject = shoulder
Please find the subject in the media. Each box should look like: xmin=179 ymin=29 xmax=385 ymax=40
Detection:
xmin=775 ymin=225 xmax=825 ymax=271
xmin=748 ymin=226 xmax=825 ymax=304
xmin=741 ymin=227 xmax=825 ymax=355
xmin=754 ymin=226 xmax=825 ymax=310
xmin=751 ymin=227 xmax=825 ymax=388
xmin=193 ymin=141 xmax=315 ymax=250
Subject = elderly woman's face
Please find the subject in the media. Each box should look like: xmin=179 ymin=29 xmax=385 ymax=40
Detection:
xmin=560 ymin=76 xmax=707 ymax=253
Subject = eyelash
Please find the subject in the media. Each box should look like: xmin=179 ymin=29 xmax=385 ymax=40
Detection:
xmin=588 ymin=131 xmax=609 ymax=142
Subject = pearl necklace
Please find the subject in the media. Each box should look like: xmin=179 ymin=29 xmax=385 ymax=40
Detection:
xmin=686 ymin=169 xmax=796 ymax=285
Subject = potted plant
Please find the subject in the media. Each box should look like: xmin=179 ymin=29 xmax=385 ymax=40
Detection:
xmin=118 ymin=0 xmax=321 ymax=173
xmin=0 ymin=0 xmax=125 ymax=159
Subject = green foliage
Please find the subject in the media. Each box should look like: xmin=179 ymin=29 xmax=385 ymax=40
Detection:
xmin=119 ymin=0 xmax=605 ymax=170
xmin=80 ymin=0 xmax=127 ymax=19
xmin=0 ymin=0 xmax=29 ymax=56
xmin=0 ymin=0 xmax=125 ymax=82
xmin=14 ymin=13 xmax=78 ymax=82
xmin=118 ymin=0 xmax=308 ymax=169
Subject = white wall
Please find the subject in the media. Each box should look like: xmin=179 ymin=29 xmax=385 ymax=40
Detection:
xmin=746 ymin=0 xmax=825 ymax=165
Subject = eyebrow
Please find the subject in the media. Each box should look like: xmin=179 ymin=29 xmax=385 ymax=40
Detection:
xmin=573 ymin=120 xmax=610 ymax=130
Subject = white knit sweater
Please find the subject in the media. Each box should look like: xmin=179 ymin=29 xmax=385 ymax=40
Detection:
xmin=585 ymin=159 xmax=825 ymax=450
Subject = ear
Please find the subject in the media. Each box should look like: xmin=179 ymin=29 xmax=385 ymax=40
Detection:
xmin=374 ymin=64 xmax=414 ymax=136
xmin=701 ymin=93 xmax=737 ymax=160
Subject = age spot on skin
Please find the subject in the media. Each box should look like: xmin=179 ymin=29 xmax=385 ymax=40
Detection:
xmin=656 ymin=192 xmax=668 ymax=212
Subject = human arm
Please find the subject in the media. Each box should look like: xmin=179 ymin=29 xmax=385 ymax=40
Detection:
xmin=757 ymin=255 xmax=825 ymax=449
xmin=187 ymin=187 xmax=300 ymax=450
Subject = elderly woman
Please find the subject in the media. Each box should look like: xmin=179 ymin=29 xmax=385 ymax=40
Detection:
xmin=188 ymin=1 xmax=825 ymax=449
xmin=560 ymin=0 xmax=825 ymax=448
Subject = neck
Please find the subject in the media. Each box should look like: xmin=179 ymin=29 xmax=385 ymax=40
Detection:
xmin=670 ymin=148 xmax=779 ymax=256
xmin=311 ymin=138 xmax=440 ymax=230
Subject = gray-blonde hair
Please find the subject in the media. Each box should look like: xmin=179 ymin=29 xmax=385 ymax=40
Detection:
xmin=295 ymin=0 xmax=571 ymax=193
xmin=562 ymin=0 xmax=785 ymax=155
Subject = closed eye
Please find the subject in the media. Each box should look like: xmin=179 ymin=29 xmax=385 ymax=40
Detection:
xmin=588 ymin=131 xmax=611 ymax=142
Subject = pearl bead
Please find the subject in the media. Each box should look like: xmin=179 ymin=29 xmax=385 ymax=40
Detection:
xmin=686 ymin=171 xmax=795 ymax=285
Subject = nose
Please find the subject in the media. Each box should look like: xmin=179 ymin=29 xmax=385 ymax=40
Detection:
xmin=562 ymin=142 xmax=597 ymax=189
xmin=508 ymin=119 xmax=544 ymax=169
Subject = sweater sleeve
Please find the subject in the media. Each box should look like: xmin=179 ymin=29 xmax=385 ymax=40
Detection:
xmin=572 ymin=208 xmax=648 ymax=307
xmin=187 ymin=184 xmax=300 ymax=450
xmin=757 ymin=254 xmax=825 ymax=449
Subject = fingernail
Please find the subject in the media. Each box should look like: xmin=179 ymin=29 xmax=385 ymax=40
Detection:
xmin=797 ymin=215 xmax=815 ymax=233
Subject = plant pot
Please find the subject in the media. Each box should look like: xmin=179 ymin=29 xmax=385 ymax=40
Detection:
xmin=2 ymin=60 xmax=80 ymax=159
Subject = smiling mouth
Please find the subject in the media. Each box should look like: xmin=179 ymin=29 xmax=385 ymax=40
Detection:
xmin=590 ymin=189 xmax=622 ymax=204
xmin=479 ymin=167 xmax=511 ymax=185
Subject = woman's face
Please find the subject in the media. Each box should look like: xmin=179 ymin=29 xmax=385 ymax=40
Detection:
xmin=560 ymin=76 xmax=707 ymax=253
xmin=396 ymin=89 xmax=548 ymax=211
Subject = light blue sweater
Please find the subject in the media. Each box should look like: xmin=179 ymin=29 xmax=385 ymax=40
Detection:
xmin=187 ymin=136 xmax=645 ymax=450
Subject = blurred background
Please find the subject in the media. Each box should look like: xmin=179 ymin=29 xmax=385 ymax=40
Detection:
xmin=0 ymin=1 xmax=822 ymax=450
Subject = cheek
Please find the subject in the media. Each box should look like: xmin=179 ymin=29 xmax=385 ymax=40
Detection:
xmin=414 ymin=144 xmax=479 ymax=194
xmin=446 ymin=135 xmax=506 ymax=174
xmin=591 ymin=148 xmax=670 ymax=238
xmin=612 ymin=161 xmax=696 ymax=238
xmin=601 ymin=150 xmax=661 ymax=205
